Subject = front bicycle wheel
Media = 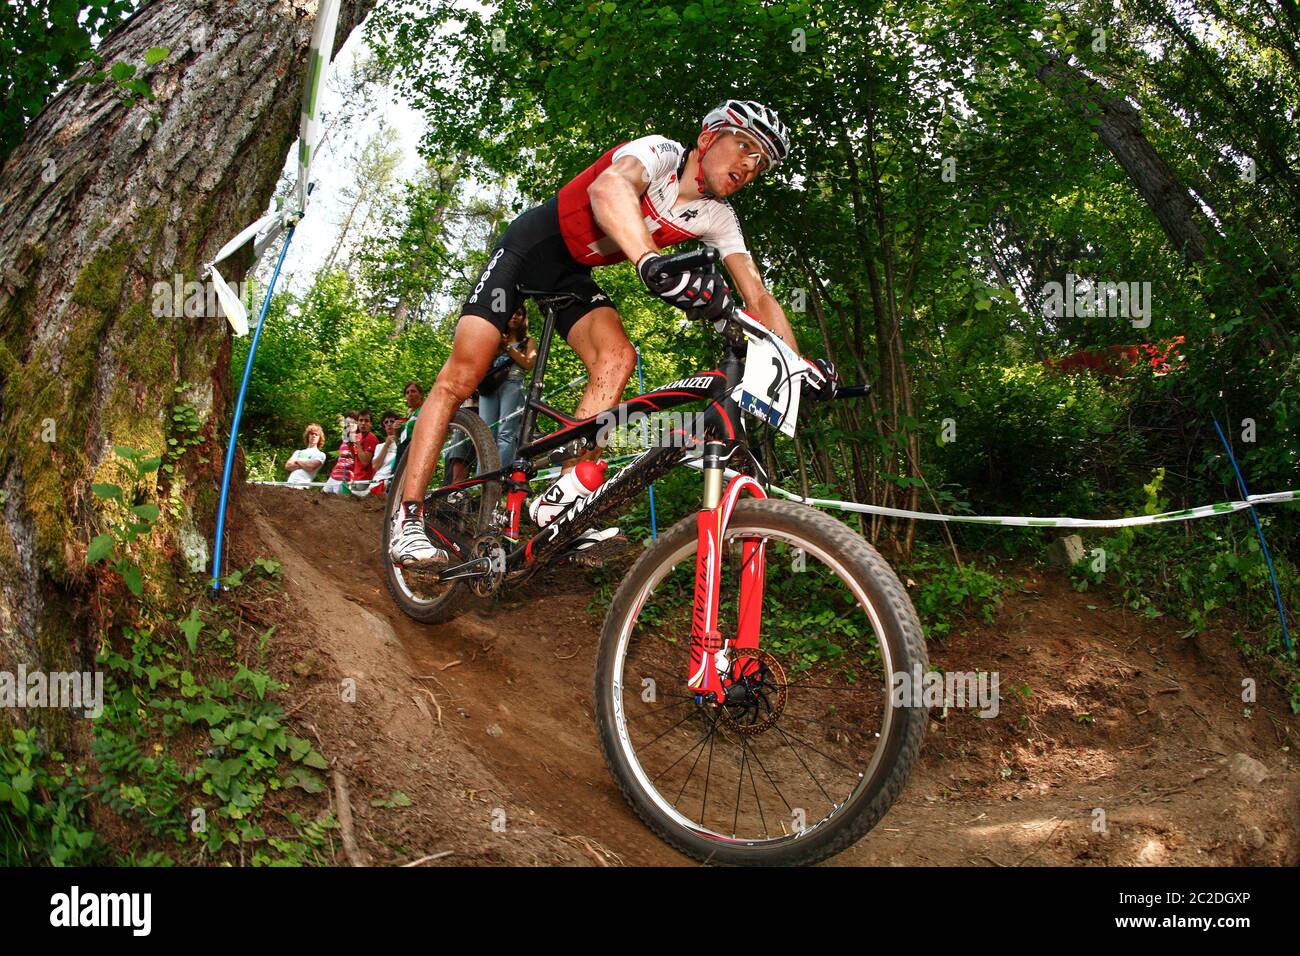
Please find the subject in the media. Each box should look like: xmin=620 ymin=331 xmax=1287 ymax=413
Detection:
xmin=382 ymin=408 xmax=501 ymax=625
xmin=594 ymin=497 xmax=928 ymax=866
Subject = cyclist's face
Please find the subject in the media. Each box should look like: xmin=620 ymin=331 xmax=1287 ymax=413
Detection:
xmin=701 ymin=129 xmax=768 ymax=195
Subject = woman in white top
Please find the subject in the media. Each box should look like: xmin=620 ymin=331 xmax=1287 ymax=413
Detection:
xmin=285 ymin=423 xmax=327 ymax=486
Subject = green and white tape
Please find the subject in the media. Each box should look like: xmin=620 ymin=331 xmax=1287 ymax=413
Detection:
xmin=689 ymin=460 xmax=1299 ymax=528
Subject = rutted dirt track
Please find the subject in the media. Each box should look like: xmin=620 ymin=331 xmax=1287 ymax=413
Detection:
xmin=239 ymin=484 xmax=1300 ymax=866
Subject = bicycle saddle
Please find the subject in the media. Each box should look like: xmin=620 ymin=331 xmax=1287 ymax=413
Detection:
xmin=517 ymin=286 xmax=587 ymax=310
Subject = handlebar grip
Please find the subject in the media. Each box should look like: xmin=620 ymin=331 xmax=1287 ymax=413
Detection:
xmin=833 ymin=384 xmax=872 ymax=400
xmin=651 ymin=247 xmax=719 ymax=279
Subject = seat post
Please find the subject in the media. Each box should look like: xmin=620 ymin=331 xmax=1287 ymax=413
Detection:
xmin=517 ymin=300 xmax=559 ymax=452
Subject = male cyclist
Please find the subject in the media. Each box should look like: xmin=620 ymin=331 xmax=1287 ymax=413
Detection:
xmin=391 ymin=99 xmax=832 ymax=567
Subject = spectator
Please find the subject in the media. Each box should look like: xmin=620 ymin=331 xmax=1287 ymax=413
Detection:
xmin=285 ymin=423 xmax=327 ymax=486
xmin=368 ymin=410 xmax=401 ymax=496
xmin=321 ymin=411 xmax=359 ymax=494
xmin=444 ymin=392 xmax=479 ymax=483
xmin=399 ymin=381 xmax=424 ymax=428
xmin=352 ymin=409 xmax=380 ymax=481
xmin=477 ymin=303 xmax=536 ymax=466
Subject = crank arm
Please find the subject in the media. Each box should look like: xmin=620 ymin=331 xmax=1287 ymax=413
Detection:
xmin=435 ymin=557 xmax=493 ymax=582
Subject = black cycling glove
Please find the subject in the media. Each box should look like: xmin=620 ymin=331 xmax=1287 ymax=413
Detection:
xmin=810 ymin=358 xmax=840 ymax=400
xmin=638 ymin=253 xmax=732 ymax=322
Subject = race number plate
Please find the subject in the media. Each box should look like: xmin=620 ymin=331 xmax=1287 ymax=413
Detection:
xmin=732 ymin=334 xmax=802 ymax=437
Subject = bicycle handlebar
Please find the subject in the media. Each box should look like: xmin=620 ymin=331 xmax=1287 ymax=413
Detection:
xmin=646 ymin=249 xmax=872 ymax=403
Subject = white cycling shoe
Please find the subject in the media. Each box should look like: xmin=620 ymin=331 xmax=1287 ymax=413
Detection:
xmin=572 ymin=527 xmax=622 ymax=550
xmin=389 ymin=516 xmax=451 ymax=567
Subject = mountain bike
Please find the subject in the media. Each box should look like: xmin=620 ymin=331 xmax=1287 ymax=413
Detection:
xmin=382 ymin=248 xmax=928 ymax=866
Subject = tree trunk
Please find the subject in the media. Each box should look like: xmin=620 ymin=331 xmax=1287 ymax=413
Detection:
xmin=0 ymin=0 xmax=374 ymax=722
xmin=1035 ymin=55 xmax=1210 ymax=262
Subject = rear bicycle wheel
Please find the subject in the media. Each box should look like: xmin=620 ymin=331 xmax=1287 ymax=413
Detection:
xmin=382 ymin=408 xmax=502 ymax=624
xmin=594 ymin=497 xmax=928 ymax=866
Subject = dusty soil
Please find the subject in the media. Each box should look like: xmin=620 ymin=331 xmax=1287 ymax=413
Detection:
xmin=237 ymin=483 xmax=1300 ymax=866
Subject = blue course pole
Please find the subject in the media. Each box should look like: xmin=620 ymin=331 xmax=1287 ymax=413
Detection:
xmin=211 ymin=226 xmax=296 ymax=590
xmin=1212 ymin=416 xmax=1291 ymax=654
xmin=636 ymin=346 xmax=658 ymax=540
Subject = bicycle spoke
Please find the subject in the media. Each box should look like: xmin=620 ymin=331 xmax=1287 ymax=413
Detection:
xmin=744 ymin=737 xmax=770 ymax=838
xmin=668 ymin=709 xmax=723 ymax=807
xmin=649 ymin=719 xmax=711 ymax=789
xmin=638 ymin=704 xmax=703 ymax=752
xmin=744 ymin=737 xmax=793 ymax=817
xmin=774 ymin=719 xmax=861 ymax=778
xmin=700 ymin=716 xmax=717 ymax=827
xmin=733 ymin=736 xmax=749 ymax=837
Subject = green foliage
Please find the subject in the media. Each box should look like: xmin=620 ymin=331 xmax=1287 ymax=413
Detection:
xmin=0 ymin=728 xmax=101 ymax=865
xmin=1073 ymin=477 xmax=1298 ymax=648
xmin=87 ymin=446 xmax=164 ymax=596
xmin=0 ymin=0 xmax=133 ymax=160
xmin=24 ymin=445 xmax=337 ymax=864
xmin=906 ymin=554 xmax=1011 ymax=642
xmin=234 ymin=269 xmax=454 ymax=476
xmin=164 ymin=384 xmax=206 ymax=477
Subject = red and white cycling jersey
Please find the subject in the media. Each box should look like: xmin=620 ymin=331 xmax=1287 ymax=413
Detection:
xmin=556 ymin=135 xmax=749 ymax=267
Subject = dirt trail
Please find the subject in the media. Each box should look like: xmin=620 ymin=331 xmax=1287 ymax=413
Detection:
xmin=242 ymin=484 xmax=1300 ymax=866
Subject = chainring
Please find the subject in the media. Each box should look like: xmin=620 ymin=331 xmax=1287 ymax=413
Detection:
xmin=468 ymin=534 xmax=507 ymax=597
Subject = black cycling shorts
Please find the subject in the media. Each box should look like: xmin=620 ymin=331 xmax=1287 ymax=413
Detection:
xmin=460 ymin=196 xmax=612 ymax=342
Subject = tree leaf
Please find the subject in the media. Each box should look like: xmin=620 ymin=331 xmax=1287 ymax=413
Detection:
xmin=87 ymin=534 xmax=115 ymax=563
xmin=302 ymin=749 xmax=329 ymax=770
xmin=122 ymin=564 xmax=144 ymax=595
xmin=282 ymin=767 xmax=325 ymax=793
xmin=178 ymin=607 xmax=203 ymax=653
xmin=144 ymin=46 xmax=169 ymax=67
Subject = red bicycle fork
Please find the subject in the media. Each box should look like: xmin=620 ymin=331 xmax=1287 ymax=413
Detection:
xmin=687 ymin=473 xmax=767 ymax=703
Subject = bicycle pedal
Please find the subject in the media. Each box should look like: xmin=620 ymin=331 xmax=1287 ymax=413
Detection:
xmin=402 ymin=566 xmax=444 ymax=593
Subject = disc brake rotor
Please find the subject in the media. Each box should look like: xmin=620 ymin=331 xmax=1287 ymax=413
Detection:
xmin=718 ymin=648 xmax=787 ymax=735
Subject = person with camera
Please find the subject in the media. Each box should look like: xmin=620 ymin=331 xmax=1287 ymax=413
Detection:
xmin=477 ymin=303 xmax=537 ymax=468
xmin=322 ymin=411 xmax=361 ymax=494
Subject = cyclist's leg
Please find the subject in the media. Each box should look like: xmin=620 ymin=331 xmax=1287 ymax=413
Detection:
xmin=563 ymin=306 xmax=637 ymax=457
xmin=403 ymin=230 xmax=525 ymax=507
xmin=401 ymin=317 xmax=501 ymax=505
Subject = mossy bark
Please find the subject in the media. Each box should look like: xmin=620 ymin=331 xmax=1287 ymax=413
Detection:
xmin=0 ymin=0 xmax=375 ymax=743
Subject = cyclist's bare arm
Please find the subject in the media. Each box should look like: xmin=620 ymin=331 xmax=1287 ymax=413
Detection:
xmin=589 ymin=155 xmax=658 ymax=264
xmin=726 ymin=252 xmax=800 ymax=355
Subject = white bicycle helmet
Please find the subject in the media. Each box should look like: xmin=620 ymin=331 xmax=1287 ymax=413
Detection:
xmin=701 ymin=99 xmax=790 ymax=170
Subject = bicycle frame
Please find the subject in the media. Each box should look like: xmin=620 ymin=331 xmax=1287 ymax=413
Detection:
xmin=418 ymin=287 xmax=820 ymax=704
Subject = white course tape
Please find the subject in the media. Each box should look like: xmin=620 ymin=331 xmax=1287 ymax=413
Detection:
xmin=689 ymin=458 xmax=1298 ymax=528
